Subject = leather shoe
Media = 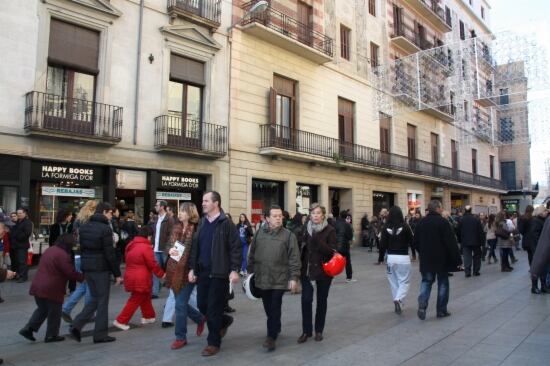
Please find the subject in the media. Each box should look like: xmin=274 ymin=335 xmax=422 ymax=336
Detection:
xmin=93 ymin=336 xmax=116 ymax=343
xmin=220 ymin=316 xmax=233 ymax=338
xmin=465 ymin=273 xmax=471 ymax=278
xmin=19 ymin=327 xmax=36 ymax=341
xmin=314 ymin=333 xmax=323 ymax=342
xmin=417 ymin=308 xmax=426 ymax=320
xmin=161 ymin=322 xmax=173 ymax=328
xmin=201 ymin=345 xmax=220 ymax=357
xmin=437 ymin=311 xmax=451 ymax=318
xmin=532 ymin=287 xmax=541 ymax=294
xmin=171 ymin=339 xmax=187 ymax=350
xmin=262 ymin=337 xmax=276 ymax=351
xmin=473 ymin=272 xmax=480 ymax=276
xmin=45 ymin=336 xmax=65 ymax=343
xmin=70 ymin=327 xmax=81 ymax=342
xmin=297 ymin=333 xmax=310 ymax=344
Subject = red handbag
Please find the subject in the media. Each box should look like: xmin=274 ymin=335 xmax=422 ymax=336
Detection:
xmin=323 ymin=252 xmax=346 ymax=277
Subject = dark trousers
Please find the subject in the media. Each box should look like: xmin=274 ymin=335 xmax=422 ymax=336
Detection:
xmin=500 ymin=248 xmax=513 ymax=269
xmin=339 ymin=243 xmax=353 ymax=280
xmin=25 ymin=297 xmax=62 ymax=339
xmin=463 ymin=246 xmax=481 ymax=275
xmin=301 ymin=278 xmax=332 ymax=336
xmin=261 ymin=289 xmax=285 ymax=340
xmin=16 ymin=248 xmax=28 ymax=280
xmin=197 ymin=272 xmax=231 ymax=347
xmin=9 ymin=248 xmax=18 ymax=272
xmin=72 ymin=271 xmax=111 ymax=340
xmin=487 ymin=239 xmax=498 ymax=261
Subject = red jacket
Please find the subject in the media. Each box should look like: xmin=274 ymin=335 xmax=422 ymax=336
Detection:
xmin=124 ymin=237 xmax=164 ymax=293
xmin=30 ymin=246 xmax=84 ymax=303
xmin=2 ymin=232 xmax=10 ymax=254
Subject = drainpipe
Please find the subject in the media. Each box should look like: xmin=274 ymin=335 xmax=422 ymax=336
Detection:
xmin=133 ymin=0 xmax=145 ymax=145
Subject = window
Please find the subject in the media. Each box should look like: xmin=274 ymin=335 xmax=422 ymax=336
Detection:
xmin=338 ymin=98 xmax=354 ymax=158
xmin=471 ymin=148 xmax=478 ymax=174
xmin=481 ymin=6 xmax=485 ymax=19
xmin=470 ymin=30 xmax=477 ymax=38
xmin=464 ymin=101 xmax=470 ymax=121
xmin=500 ymin=117 xmax=514 ymax=142
xmin=269 ymin=75 xmax=297 ymax=139
xmin=393 ymin=5 xmax=404 ymax=36
xmin=469 ymin=0 xmax=473 ymax=5
xmin=500 ymin=162 xmax=516 ymax=190
xmin=459 ymin=20 xmax=465 ymax=40
xmin=369 ymin=0 xmax=376 ymax=16
xmin=499 ymin=88 xmax=509 ymax=105
xmin=451 ymin=139 xmax=458 ymax=170
xmin=370 ymin=42 xmax=379 ymax=69
xmin=169 ymin=54 xmax=205 ymax=139
xmin=340 ymin=25 xmax=351 ymax=60
xmin=431 ymin=133 xmax=439 ymax=165
xmin=297 ymin=1 xmax=313 ymax=45
xmin=445 ymin=6 xmax=452 ymax=27
xmin=489 ymin=155 xmax=495 ymax=178
xmin=450 ymin=91 xmax=456 ymax=115
xmin=407 ymin=124 xmax=416 ymax=160
xmin=379 ymin=112 xmax=391 ymax=153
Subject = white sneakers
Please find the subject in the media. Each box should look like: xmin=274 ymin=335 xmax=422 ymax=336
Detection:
xmin=113 ymin=320 xmax=130 ymax=331
xmin=141 ymin=318 xmax=156 ymax=325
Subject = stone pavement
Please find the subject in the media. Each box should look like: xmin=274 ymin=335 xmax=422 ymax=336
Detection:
xmin=1 ymin=248 xmax=549 ymax=366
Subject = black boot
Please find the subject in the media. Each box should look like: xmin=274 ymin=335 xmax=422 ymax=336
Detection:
xmin=531 ymin=278 xmax=541 ymax=294
xmin=541 ymin=282 xmax=549 ymax=294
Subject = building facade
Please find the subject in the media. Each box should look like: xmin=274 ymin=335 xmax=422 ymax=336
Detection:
xmin=0 ymin=0 xmax=231 ymax=239
xmin=228 ymin=0 xmax=504 ymax=231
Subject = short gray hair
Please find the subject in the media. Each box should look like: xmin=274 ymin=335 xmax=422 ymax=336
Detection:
xmin=428 ymin=200 xmax=442 ymax=212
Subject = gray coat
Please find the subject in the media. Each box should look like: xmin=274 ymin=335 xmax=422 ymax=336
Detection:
xmin=248 ymin=226 xmax=301 ymax=290
xmin=531 ymin=218 xmax=550 ymax=277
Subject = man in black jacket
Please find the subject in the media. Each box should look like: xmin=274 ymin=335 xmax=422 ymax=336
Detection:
xmin=457 ymin=206 xmax=485 ymax=277
xmin=414 ymin=200 xmax=462 ymax=320
xmin=10 ymin=208 xmax=33 ymax=283
xmin=189 ymin=191 xmax=241 ymax=357
xmin=334 ymin=211 xmax=354 ymax=282
xmin=70 ymin=202 xmax=122 ymax=344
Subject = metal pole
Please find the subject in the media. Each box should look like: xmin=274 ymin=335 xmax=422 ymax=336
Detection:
xmin=416 ymin=52 xmax=422 ymax=110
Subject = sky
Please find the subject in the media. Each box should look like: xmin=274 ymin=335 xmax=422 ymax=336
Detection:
xmin=489 ymin=0 xmax=550 ymax=185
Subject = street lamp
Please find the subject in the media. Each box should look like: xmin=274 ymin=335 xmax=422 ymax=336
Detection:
xmin=227 ymin=0 xmax=268 ymax=32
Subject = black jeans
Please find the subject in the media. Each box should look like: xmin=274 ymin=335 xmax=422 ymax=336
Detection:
xmin=500 ymin=248 xmax=513 ymax=269
xmin=16 ymin=248 xmax=28 ymax=280
xmin=301 ymin=278 xmax=332 ymax=336
xmin=9 ymin=247 xmax=18 ymax=273
xmin=72 ymin=271 xmax=111 ymax=340
xmin=197 ymin=272 xmax=231 ymax=347
xmin=487 ymin=239 xmax=497 ymax=261
xmin=463 ymin=246 xmax=481 ymax=275
xmin=261 ymin=289 xmax=285 ymax=339
xmin=25 ymin=297 xmax=62 ymax=339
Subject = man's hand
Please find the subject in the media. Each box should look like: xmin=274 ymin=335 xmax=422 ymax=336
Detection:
xmin=289 ymin=280 xmax=299 ymax=294
xmin=115 ymin=277 xmax=123 ymax=285
xmin=6 ymin=270 xmax=16 ymax=280
xmin=188 ymin=269 xmax=197 ymax=283
xmin=229 ymin=271 xmax=240 ymax=284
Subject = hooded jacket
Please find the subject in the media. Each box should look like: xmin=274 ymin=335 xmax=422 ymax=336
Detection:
xmin=79 ymin=213 xmax=121 ymax=277
xmin=123 ymin=236 xmax=164 ymax=293
xmin=379 ymin=223 xmax=413 ymax=256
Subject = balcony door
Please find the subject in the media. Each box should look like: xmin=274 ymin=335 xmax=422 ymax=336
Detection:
xmin=407 ymin=124 xmax=417 ymax=171
xmin=269 ymin=75 xmax=297 ymax=145
xmin=338 ymin=98 xmax=354 ymax=160
xmin=168 ymin=54 xmax=205 ymax=149
xmin=379 ymin=112 xmax=392 ymax=166
xmin=297 ymin=1 xmax=313 ymax=46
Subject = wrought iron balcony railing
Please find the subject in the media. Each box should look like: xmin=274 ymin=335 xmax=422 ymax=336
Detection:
xmin=154 ymin=115 xmax=227 ymax=157
xmin=260 ymin=124 xmax=504 ymax=190
xmin=24 ymin=91 xmax=122 ymax=142
xmin=167 ymin=0 xmax=221 ymax=27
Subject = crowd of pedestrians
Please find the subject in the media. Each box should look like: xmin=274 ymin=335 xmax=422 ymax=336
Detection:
xmin=1 ymin=192 xmax=550 ymax=364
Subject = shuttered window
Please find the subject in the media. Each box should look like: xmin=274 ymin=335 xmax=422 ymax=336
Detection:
xmin=451 ymin=140 xmax=458 ymax=170
xmin=472 ymin=148 xmax=478 ymax=174
xmin=269 ymin=75 xmax=297 ymax=134
xmin=407 ymin=124 xmax=416 ymax=160
xmin=379 ymin=113 xmax=391 ymax=153
xmin=369 ymin=0 xmax=376 ymax=16
xmin=490 ymin=155 xmax=495 ymax=178
xmin=431 ymin=133 xmax=439 ymax=165
xmin=170 ymin=54 xmax=205 ymax=86
xmin=340 ymin=25 xmax=350 ymax=60
xmin=370 ymin=42 xmax=379 ymax=68
xmin=48 ymin=19 xmax=100 ymax=74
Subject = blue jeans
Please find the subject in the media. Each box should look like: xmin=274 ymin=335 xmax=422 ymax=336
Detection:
xmin=418 ymin=272 xmax=449 ymax=314
xmin=62 ymin=256 xmax=91 ymax=315
xmin=152 ymin=252 xmax=167 ymax=296
xmin=241 ymin=241 xmax=249 ymax=272
xmin=175 ymin=283 xmax=204 ymax=341
xmin=162 ymin=290 xmax=176 ymax=323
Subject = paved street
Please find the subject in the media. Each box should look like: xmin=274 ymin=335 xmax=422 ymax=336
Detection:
xmin=1 ymin=248 xmax=549 ymax=366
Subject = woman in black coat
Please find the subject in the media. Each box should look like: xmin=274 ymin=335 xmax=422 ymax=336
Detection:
xmin=525 ymin=206 xmax=549 ymax=293
xmin=298 ymin=203 xmax=337 ymax=344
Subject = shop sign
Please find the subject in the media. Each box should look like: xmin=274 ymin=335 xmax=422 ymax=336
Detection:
xmin=117 ymin=169 xmax=147 ymax=190
xmin=156 ymin=191 xmax=191 ymax=201
xmin=42 ymin=186 xmax=95 ymax=198
xmin=32 ymin=162 xmax=102 ymax=185
xmin=158 ymin=173 xmax=205 ymax=190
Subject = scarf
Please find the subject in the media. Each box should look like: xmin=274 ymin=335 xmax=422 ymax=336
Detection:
xmin=307 ymin=219 xmax=328 ymax=236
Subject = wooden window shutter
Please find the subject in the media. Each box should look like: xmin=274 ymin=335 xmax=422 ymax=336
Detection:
xmin=338 ymin=98 xmax=354 ymax=143
xmin=170 ymin=54 xmax=205 ymax=86
xmin=269 ymin=87 xmax=277 ymax=125
xmin=48 ymin=19 xmax=100 ymax=74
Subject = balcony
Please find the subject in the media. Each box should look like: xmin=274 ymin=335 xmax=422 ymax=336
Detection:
xmin=240 ymin=2 xmax=333 ymax=64
xmin=403 ymin=0 xmax=452 ymax=33
xmin=475 ymin=81 xmax=497 ymax=107
xmin=167 ymin=0 xmax=221 ymax=29
xmin=24 ymin=91 xmax=122 ymax=144
xmin=154 ymin=115 xmax=227 ymax=158
xmin=259 ymin=124 xmax=505 ymax=191
xmin=391 ymin=24 xmax=422 ymax=54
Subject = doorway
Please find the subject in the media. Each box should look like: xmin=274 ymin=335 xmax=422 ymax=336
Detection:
xmin=329 ymin=187 xmax=352 ymax=218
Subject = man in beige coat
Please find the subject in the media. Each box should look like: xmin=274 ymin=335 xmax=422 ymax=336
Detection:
xmin=248 ymin=205 xmax=301 ymax=352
